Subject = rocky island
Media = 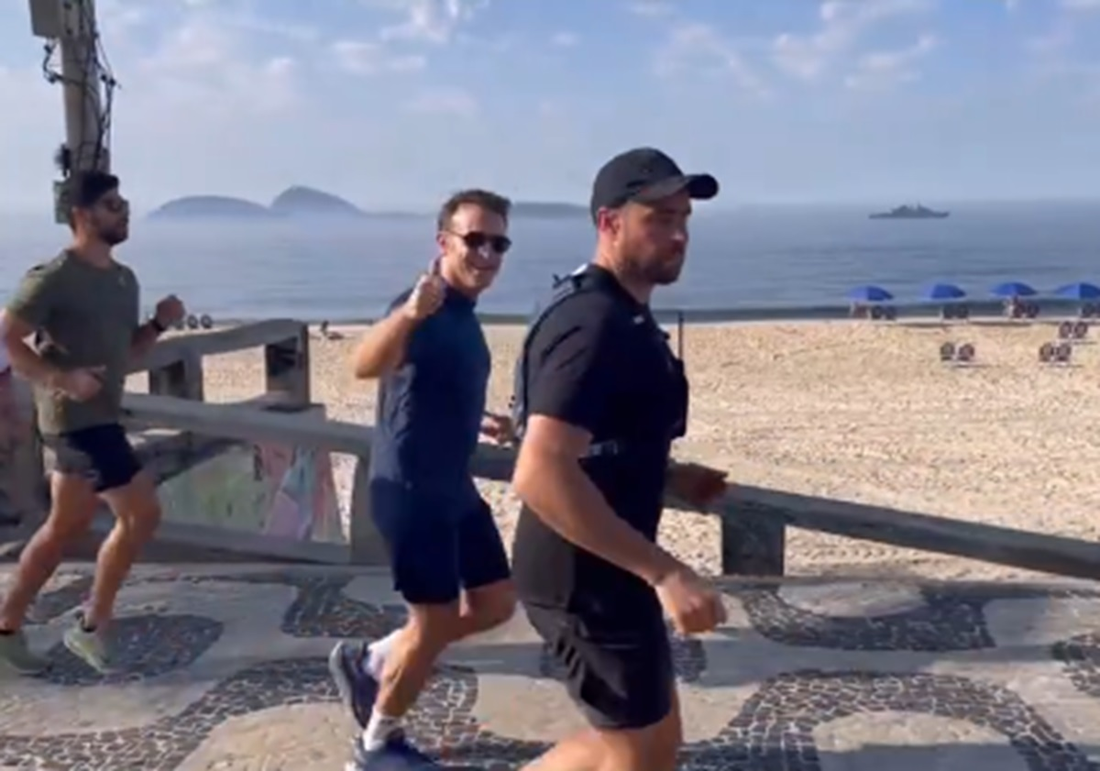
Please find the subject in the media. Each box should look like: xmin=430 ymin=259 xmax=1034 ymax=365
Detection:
xmin=147 ymin=187 xmax=587 ymax=220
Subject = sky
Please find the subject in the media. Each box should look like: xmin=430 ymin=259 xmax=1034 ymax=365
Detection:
xmin=1 ymin=0 xmax=1099 ymax=213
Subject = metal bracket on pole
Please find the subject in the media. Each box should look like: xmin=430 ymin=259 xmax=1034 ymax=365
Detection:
xmin=28 ymin=0 xmax=107 ymax=223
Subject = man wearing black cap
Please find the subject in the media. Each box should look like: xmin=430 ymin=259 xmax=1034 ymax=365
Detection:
xmin=510 ymin=148 xmax=731 ymax=770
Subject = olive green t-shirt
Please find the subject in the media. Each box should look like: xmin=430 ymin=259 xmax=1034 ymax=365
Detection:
xmin=5 ymin=251 xmax=139 ymax=435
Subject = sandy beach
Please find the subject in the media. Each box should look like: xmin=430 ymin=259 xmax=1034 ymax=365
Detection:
xmin=129 ymin=319 xmax=1100 ymax=582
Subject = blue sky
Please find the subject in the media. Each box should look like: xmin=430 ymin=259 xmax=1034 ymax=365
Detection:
xmin=1 ymin=0 xmax=1099 ymax=212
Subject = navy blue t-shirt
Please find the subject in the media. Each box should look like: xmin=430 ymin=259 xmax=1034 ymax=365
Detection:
xmin=368 ymin=286 xmax=490 ymax=502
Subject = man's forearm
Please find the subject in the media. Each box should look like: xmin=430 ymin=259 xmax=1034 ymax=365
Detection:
xmin=129 ymin=321 xmax=162 ymax=362
xmin=4 ymin=338 xmax=62 ymax=386
xmin=352 ymin=309 xmax=419 ymax=379
xmin=514 ymin=452 xmax=679 ymax=586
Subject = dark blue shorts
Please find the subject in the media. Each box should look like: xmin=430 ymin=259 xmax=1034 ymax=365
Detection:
xmin=369 ymin=478 xmax=511 ymax=605
xmin=42 ymin=423 xmax=142 ymax=493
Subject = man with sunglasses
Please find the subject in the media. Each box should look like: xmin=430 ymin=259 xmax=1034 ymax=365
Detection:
xmin=330 ymin=189 xmax=517 ymax=768
xmin=0 ymin=170 xmax=186 ymax=675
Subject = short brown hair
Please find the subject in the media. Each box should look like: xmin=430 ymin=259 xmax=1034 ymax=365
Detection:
xmin=436 ymin=189 xmax=511 ymax=231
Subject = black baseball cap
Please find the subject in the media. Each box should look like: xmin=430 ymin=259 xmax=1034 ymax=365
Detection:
xmin=589 ymin=147 xmax=719 ymax=222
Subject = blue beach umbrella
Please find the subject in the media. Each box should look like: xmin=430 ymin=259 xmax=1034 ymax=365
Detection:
xmin=991 ymin=281 xmax=1037 ymax=298
xmin=924 ymin=283 xmax=966 ymax=301
xmin=848 ymin=285 xmax=893 ymax=302
xmin=1054 ymin=282 xmax=1100 ymax=300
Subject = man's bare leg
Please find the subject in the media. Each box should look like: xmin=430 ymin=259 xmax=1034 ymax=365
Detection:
xmin=0 ymin=473 xmax=98 ymax=673
xmin=61 ymin=471 xmax=161 ymax=673
xmin=523 ymin=690 xmax=682 ymax=771
xmin=0 ymin=473 xmax=97 ymax=627
xmin=86 ymin=472 xmax=161 ymax=629
xmin=372 ymin=580 xmax=516 ymax=719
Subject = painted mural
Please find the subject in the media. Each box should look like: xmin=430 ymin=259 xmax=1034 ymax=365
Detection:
xmin=156 ymin=440 xmax=345 ymax=544
xmin=0 ymin=373 xmax=38 ymax=524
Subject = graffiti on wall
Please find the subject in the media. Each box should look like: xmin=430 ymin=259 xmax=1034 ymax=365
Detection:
xmin=0 ymin=373 xmax=37 ymax=524
xmin=156 ymin=439 xmax=345 ymax=544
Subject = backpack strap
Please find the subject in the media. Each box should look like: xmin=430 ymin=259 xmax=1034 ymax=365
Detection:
xmin=511 ymin=269 xmax=626 ymax=458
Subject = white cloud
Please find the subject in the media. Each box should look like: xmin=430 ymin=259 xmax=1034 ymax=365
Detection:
xmin=403 ymin=87 xmax=477 ymax=116
xmin=626 ymin=1 xmax=676 ymax=17
xmin=367 ymin=0 xmax=491 ymax=44
xmin=550 ymin=31 xmax=579 ymax=48
xmin=844 ymin=33 xmax=938 ymax=90
xmin=772 ymin=0 xmax=931 ymax=81
xmin=654 ymin=22 xmax=767 ymax=95
xmin=331 ymin=40 xmax=427 ymax=74
xmin=1061 ymin=0 xmax=1100 ymax=10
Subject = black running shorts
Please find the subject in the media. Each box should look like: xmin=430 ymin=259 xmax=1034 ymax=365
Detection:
xmin=43 ymin=423 xmax=142 ymax=493
xmin=524 ymin=598 xmax=674 ymax=731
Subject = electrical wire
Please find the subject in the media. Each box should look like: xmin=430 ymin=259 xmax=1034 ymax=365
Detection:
xmin=38 ymin=0 xmax=118 ymax=176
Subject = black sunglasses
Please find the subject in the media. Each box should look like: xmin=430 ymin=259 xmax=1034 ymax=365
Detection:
xmin=448 ymin=230 xmax=512 ymax=254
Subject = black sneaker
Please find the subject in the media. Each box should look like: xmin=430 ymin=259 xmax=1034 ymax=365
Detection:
xmin=329 ymin=640 xmax=380 ymax=728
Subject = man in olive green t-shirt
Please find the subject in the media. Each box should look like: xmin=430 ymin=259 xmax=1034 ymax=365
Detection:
xmin=0 ymin=171 xmax=185 ymax=676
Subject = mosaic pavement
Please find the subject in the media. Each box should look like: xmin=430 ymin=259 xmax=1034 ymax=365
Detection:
xmin=2 ymin=565 xmax=1100 ymax=770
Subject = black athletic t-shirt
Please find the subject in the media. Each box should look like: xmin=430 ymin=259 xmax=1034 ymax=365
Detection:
xmin=511 ymin=265 xmax=689 ymax=620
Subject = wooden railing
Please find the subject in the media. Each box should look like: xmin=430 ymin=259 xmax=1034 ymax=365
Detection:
xmin=10 ymin=319 xmax=1100 ymax=580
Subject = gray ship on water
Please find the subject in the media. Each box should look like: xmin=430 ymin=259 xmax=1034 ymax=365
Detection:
xmin=869 ymin=203 xmax=949 ymax=219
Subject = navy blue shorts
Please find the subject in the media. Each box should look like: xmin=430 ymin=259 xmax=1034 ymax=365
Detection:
xmin=42 ymin=423 xmax=142 ymax=493
xmin=369 ymin=478 xmax=511 ymax=605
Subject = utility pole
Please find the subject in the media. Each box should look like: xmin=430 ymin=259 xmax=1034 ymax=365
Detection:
xmin=28 ymin=0 xmax=109 ymax=223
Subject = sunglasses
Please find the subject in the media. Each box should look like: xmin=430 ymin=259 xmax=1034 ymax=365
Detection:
xmin=97 ymin=197 xmax=129 ymax=214
xmin=447 ymin=230 xmax=512 ymax=254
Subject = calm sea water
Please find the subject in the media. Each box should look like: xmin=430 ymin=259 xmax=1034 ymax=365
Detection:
xmin=2 ymin=202 xmax=1098 ymax=321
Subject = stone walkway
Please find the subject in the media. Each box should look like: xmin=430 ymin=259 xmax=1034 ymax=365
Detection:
xmin=2 ymin=565 xmax=1100 ymax=770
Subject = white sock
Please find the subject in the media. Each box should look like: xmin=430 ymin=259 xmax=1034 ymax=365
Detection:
xmin=366 ymin=629 xmax=401 ymax=679
xmin=361 ymin=709 xmax=402 ymax=750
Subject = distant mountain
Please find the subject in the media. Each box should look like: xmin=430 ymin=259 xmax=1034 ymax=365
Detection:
xmin=512 ymin=201 xmax=586 ymax=218
xmin=148 ymin=188 xmax=587 ymax=221
xmin=148 ymin=195 xmax=273 ymax=220
xmin=149 ymin=186 xmax=364 ymax=220
xmin=270 ymin=186 xmax=365 ymax=218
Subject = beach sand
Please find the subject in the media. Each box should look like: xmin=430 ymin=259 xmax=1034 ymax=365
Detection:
xmin=130 ymin=319 xmax=1100 ymax=582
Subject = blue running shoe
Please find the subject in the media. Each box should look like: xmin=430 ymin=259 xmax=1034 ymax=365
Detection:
xmin=347 ymin=730 xmax=439 ymax=770
xmin=329 ymin=640 xmax=380 ymax=728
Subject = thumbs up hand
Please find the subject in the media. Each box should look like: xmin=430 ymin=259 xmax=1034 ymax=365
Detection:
xmin=402 ymin=256 xmax=447 ymax=321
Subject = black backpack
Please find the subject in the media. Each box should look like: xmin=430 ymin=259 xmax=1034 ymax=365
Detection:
xmin=509 ymin=268 xmax=627 ymax=458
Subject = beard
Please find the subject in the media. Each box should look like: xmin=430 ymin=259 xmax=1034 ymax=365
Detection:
xmin=641 ymin=254 xmax=685 ymax=286
xmin=98 ymin=225 xmax=128 ymax=247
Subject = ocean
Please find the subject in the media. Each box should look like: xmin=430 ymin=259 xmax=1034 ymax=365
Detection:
xmin=2 ymin=202 xmax=1099 ymax=322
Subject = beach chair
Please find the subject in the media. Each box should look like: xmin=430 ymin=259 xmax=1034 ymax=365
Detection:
xmin=199 ymin=314 xmax=214 ymax=330
xmin=1055 ymin=342 xmax=1073 ymax=363
xmin=883 ymin=306 xmax=897 ymax=321
xmin=1058 ymin=321 xmax=1074 ymax=340
xmin=185 ymin=314 xmax=199 ymax=330
xmin=1025 ymin=302 xmax=1040 ymax=319
xmin=956 ymin=343 xmax=975 ymax=363
xmin=870 ymin=306 xmax=885 ymax=320
xmin=939 ymin=342 xmax=956 ymax=362
xmin=1082 ymin=303 xmax=1098 ymax=319
xmin=1073 ymin=321 xmax=1089 ymax=340
xmin=1039 ymin=342 xmax=1055 ymax=363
